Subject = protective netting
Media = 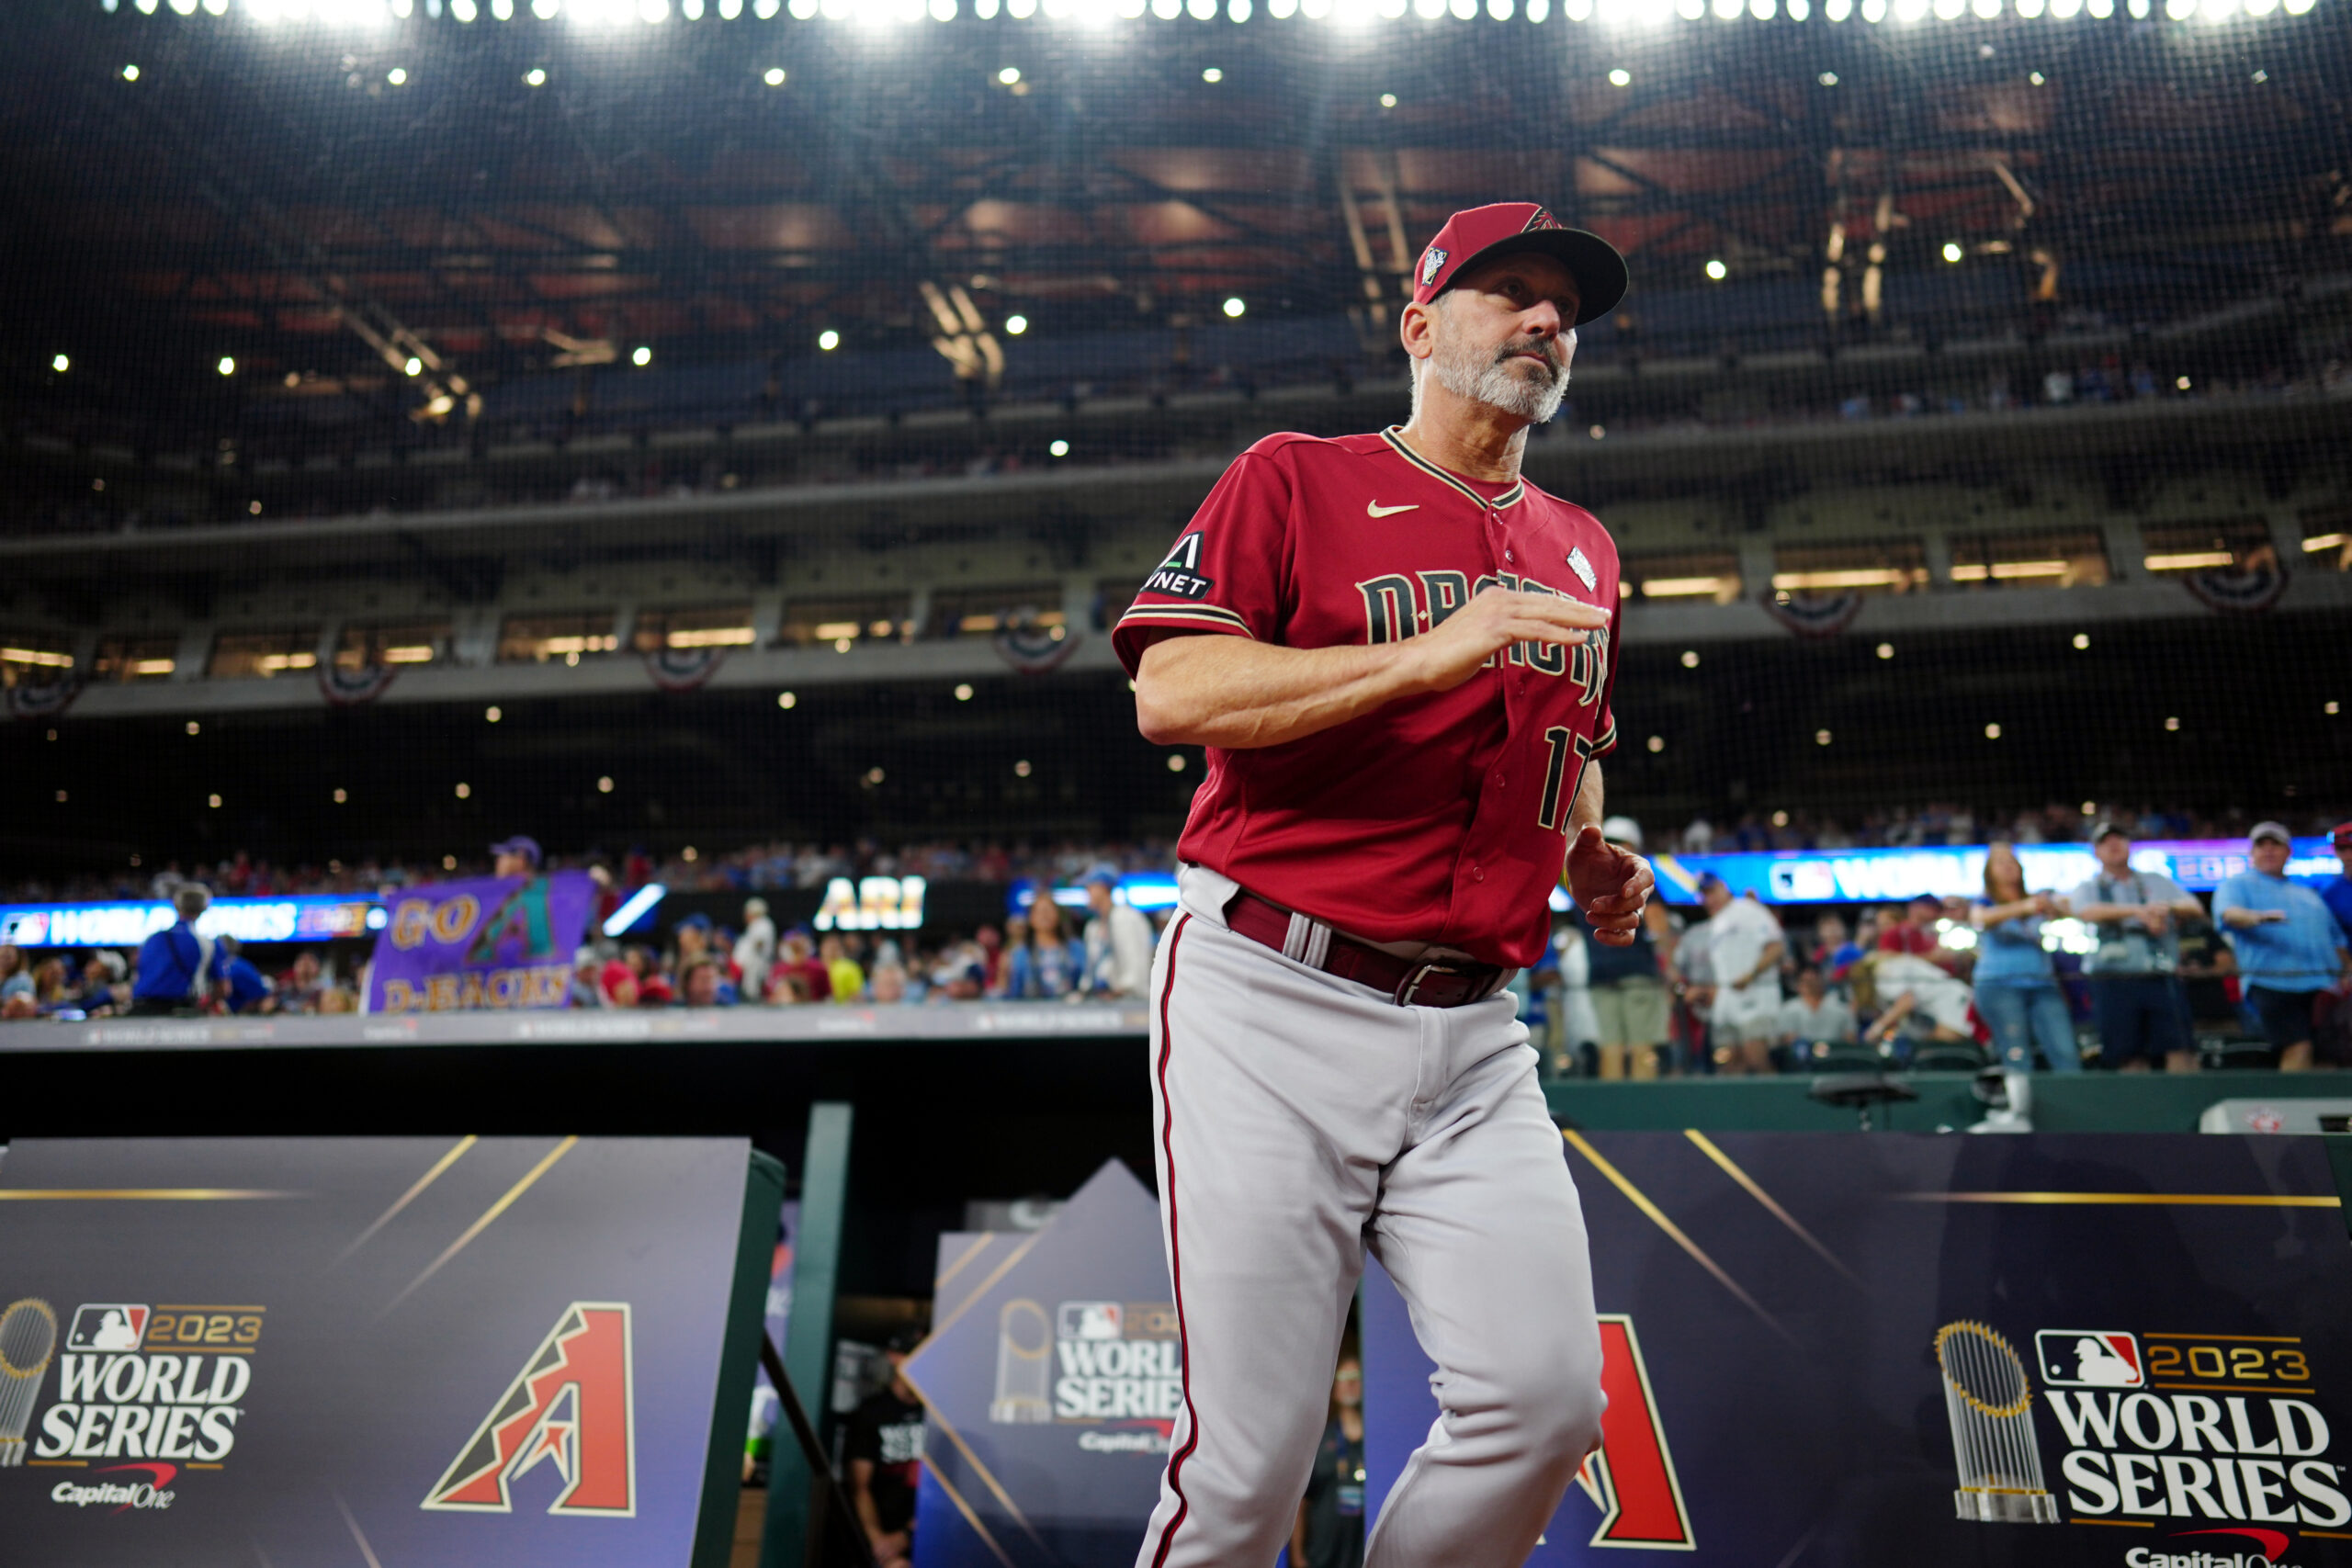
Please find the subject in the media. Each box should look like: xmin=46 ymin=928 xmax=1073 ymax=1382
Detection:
xmin=0 ymin=0 xmax=2346 ymax=1026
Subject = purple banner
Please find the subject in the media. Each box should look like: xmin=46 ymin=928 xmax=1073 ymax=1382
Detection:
xmin=366 ymin=874 xmax=594 ymax=1013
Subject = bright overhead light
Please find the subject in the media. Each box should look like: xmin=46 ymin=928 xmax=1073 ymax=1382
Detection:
xmin=1703 ymin=259 xmax=1727 ymax=281
xmin=1984 ymin=722 xmax=2002 ymax=739
xmin=1876 ymin=642 xmax=1895 ymax=660
xmin=1379 ymin=92 xmax=1397 ymax=107
xmin=1004 ymin=314 xmax=1028 ymax=335
xmin=1608 ymin=68 xmax=1632 ymax=87
xmin=121 ymin=64 xmax=140 ymax=82
xmin=818 ymin=329 xmax=840 ymax=351
xmin=955 ymin=682 xmax=974 ymax=701
xmin=51 ymin=355 xmax=68 ymax=373
xmin=1202 ymin=66 xmax=1223 ymax=81
xmin=2073 ymin=632 xmax=2090 ymax=649
xmin=1049 ymin=439 xmax=1070 ymax=457
xmin=1679 ymin=650 xmax=1699 ymax=668
xmin=1222 ymin=296 xmax=1246 ymax=318
xmin=1818 ymin=71 xmax=1838 ymax=85
xmin=216 ymin=356 xmax=236 ymax=377
xmin=631 ymin=344 xmax=652 ymax=367
xmin=524 ymin=68 xmax=548 ymax=87
xmin=2029 ymin=70 xmax=2046 ymax=84
xmin=403 ymin=355 xmax=423 ymax=376
xmin=388 ymin=67 xmax=408 ymax=85
xmin=999 ymin=66 xmax=1022 ymax=84
xmin=777 ymin=691 xmax=797 ymax=708
xmin=764 ymin=67 xmax=786 ymax=85
xmin=598 ymin=774 xmax=616 ymax=793
xmin=1941 ymin=241 xmax=1964 ymax=264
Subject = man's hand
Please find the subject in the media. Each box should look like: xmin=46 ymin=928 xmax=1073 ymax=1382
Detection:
xmin=2138 ymin=907 xmax=2172 ymax=935
xmin=1567 ymin=824 xmax=1655 ymax=947
xmin=1406 ymin=590 xmax=1611 ymax=695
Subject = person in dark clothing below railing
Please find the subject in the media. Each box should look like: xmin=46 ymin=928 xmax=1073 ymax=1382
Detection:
xmin=129 ymin=884 xmax=226 ymax=1016
xmin=2064 ymin=822 xmax=2201 ymax=1073
xmin=1292 ymin=1358 xmax=1367 ymax=1568
xmin=1583 ymin=817 xmax=1678 ymax=1079
xmin=844 ymin=1325 xmax=928 ymax=1568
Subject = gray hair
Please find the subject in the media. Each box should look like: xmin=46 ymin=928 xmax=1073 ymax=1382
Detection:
xmin=174 ymin=885 xmax=211 ymax=921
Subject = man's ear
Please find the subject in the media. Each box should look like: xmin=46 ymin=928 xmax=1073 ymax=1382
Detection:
xmin=1398 ymin=298 xmax=1438 ymax=366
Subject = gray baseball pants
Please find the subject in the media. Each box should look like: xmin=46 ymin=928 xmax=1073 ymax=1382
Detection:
xmin=1133 ymin=867 xmax=1606 ymax=1568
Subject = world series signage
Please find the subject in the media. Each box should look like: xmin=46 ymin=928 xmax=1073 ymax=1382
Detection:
xmin=1363 ymin=1132 xmax=2352 ymax=1567
xmin=0 ymin=1136 xmax=762 ymax=1565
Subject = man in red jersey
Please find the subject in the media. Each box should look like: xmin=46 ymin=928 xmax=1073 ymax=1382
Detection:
xmin=1114 ymin=203 xmax=1654 ymax=1568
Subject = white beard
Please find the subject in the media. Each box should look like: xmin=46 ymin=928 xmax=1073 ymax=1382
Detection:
xmin=1430 ymin=331 xmax=1570 ymax=423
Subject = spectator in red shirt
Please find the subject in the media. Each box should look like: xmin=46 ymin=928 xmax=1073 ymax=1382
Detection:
xmin=773 ymin=928 xmax=831 ymax=1002
xmin=1879 ymin=897 xmax=1943 ymax=957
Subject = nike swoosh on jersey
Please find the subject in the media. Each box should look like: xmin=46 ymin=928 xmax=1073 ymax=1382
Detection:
xmin=1365 ymin=502 xmax=1419 ymax=517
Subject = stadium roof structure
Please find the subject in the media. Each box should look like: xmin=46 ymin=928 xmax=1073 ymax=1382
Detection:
xmin=2 ymin=1 xmax=2346 ymax=458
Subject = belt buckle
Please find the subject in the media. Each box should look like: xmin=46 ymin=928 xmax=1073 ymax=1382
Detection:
xmin=1394 ymin=960 xmax=1468 ymax=1009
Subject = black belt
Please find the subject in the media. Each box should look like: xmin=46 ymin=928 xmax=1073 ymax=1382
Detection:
xmin=1222 ymin=889 xmax=1508 ymax=1009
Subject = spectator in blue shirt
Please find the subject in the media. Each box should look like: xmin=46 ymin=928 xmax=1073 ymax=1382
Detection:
xmin=2212 ymin=823 xmax=2352 ymax=1071
xmin=2322 ymin=821 xmax=2352 ymax=949
xmin=220 ymin=940 xmax=277 ymax=1015
xmin=1971 ymin=843 xmax=2080 ymax=1073
xmin=130 ymin=885 xmax=227 ymax=1016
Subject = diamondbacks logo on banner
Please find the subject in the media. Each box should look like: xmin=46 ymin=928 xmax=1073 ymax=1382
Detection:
xmin=423 ymin=1303 xmax=637 ymax=1517
xmin=1572 ymin=1316 xmax=1696 ymax=1551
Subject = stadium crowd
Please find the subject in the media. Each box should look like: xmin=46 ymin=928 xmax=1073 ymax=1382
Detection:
xmin=6 ymin=816 xmax=2347 ymax=1081
xmin=5 ymin=798 xmax=2340 ymax=907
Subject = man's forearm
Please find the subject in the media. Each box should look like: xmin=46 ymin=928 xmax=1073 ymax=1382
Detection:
xmin=1135 ymin=636 xmax=1428 ymax=749
xmin=1569 ymin=759 xmax=1605 ymax=837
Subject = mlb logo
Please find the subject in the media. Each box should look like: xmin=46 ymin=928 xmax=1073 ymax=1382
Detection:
xmin=2037 ymin=1330 xmax=2143 ymax=1388
xmin=66 ymin=1304 xmax=150 ymax=1353
xmin=1057 ymin=1302 xmax=1123 ymax=1341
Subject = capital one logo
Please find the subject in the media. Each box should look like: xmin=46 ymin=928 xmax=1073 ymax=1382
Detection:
xmin=423 ymin=1303 xmax=635 ymax=1517
xmin=1569 ymin=1315 xmax=1696 ymax=1550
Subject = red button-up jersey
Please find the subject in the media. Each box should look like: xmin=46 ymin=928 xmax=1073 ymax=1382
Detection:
xmin=1114 ymin=427 xmax=1623 ymax=969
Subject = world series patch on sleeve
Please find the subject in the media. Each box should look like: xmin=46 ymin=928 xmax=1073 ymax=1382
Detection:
xmin=1361 ymin=1133 xmax=2352 ymax=1567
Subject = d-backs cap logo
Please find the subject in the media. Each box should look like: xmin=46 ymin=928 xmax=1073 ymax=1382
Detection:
xmin=422 ymin=1303 xmax=635 ymax=1517
xmin=1570 ymin=1315 xmax=1695 ymax=1550
xmin=65 ymin=1306 xmax=149 ymax=1354
xmin=2037 ymin=1329 xmax=2143 ymax=1388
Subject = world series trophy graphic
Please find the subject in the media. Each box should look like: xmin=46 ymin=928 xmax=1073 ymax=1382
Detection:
xmin=0 ymin=1298 xmax=59 ymax=1468
xmin=1935 ymin=1320 xmax=2061 ymax=1523
xmin=990 ymin=1298 xmax=1053 ymax=1424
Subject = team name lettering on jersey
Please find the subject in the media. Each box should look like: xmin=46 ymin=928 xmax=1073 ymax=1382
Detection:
xmin=1355 ymin=571 xmax=1610 ymax=705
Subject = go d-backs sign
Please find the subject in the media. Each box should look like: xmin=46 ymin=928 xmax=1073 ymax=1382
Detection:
xmin=1362 ymin=1133 xmax=2352 ymax=1567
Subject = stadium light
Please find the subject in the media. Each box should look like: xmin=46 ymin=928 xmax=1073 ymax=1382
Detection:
xmin=1203 ymin=67 xmax=1224 ymax=82
xmin=217 ymin=356 xmax=236 ymax=377
xmin=764 ymin=67 xmax=786 ymax=85
xmin=388 ymin=67 xmax=408 ymax=85
xmin=455 ymin=782 xmax=471 ymax=798
xmin=998 ymin=67 xmax=1022 ymax=84
xmin=603 ymin=883 xmax=665 ymax=937
xmin=1646 ymin=735 xmax=1665 ymax=752
xmin=51 ymin=355 xmax=68 ymax=373
xmin=524 ymin=68 xmax=548 ymax=87
xmin=818 ymin=330 xmax=840 ymax=351
xmin=1704 ymin=259 xmax=1726 ymax=281
xmin=1984 ymin=723 xmax=2002 ymax=739
xmin=777 ymin=691 xmax=797 ymax=708
xmin=955 ymin=683 xmax=974 ymax=701
xmin=1223 ymin=296 xmax=1246 ymax=318
xmin=1941 ymin=241 xmax=1964 ymax=263
xmin=1004 ymin=314 xmax=1028 ymax=335
xmin=1680 ymin=650 xmax=1699 ymax=667
xmin=334 ymin=788 xmax=347 ymax=804
xmin=598 ymin=774 xmax=614 ymax=791
xmin=1049 ymin=439 xmax=1070 ymax=457
xmin=403 ymin=355 xmax=423 ymax=376
xmin=485 ymin=705 xmax=502 ymax=723
xmin=2073 ymin=633 xmax=2090 ymax=649
xmin=1379 ymin=93 xmax=1397 ymax=107
xmin=121 ymin=64 xmax=141 ymax=82
xmin=1876 ymin=642 xmax=1894 ymax=659
xmin=1818 ymin=71 xmax=1838 ymax=85
xmin=1608 ymin=68 xmax=1632 ymax=85
xmin=631 ymin=345 xmax=652 ymax=366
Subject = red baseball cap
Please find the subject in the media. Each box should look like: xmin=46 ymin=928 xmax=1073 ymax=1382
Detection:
xmin=2332 ymin=820 xmax=2352 ymax=846
xmin=1411 ymin=201 xmax=1629 ymax=326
